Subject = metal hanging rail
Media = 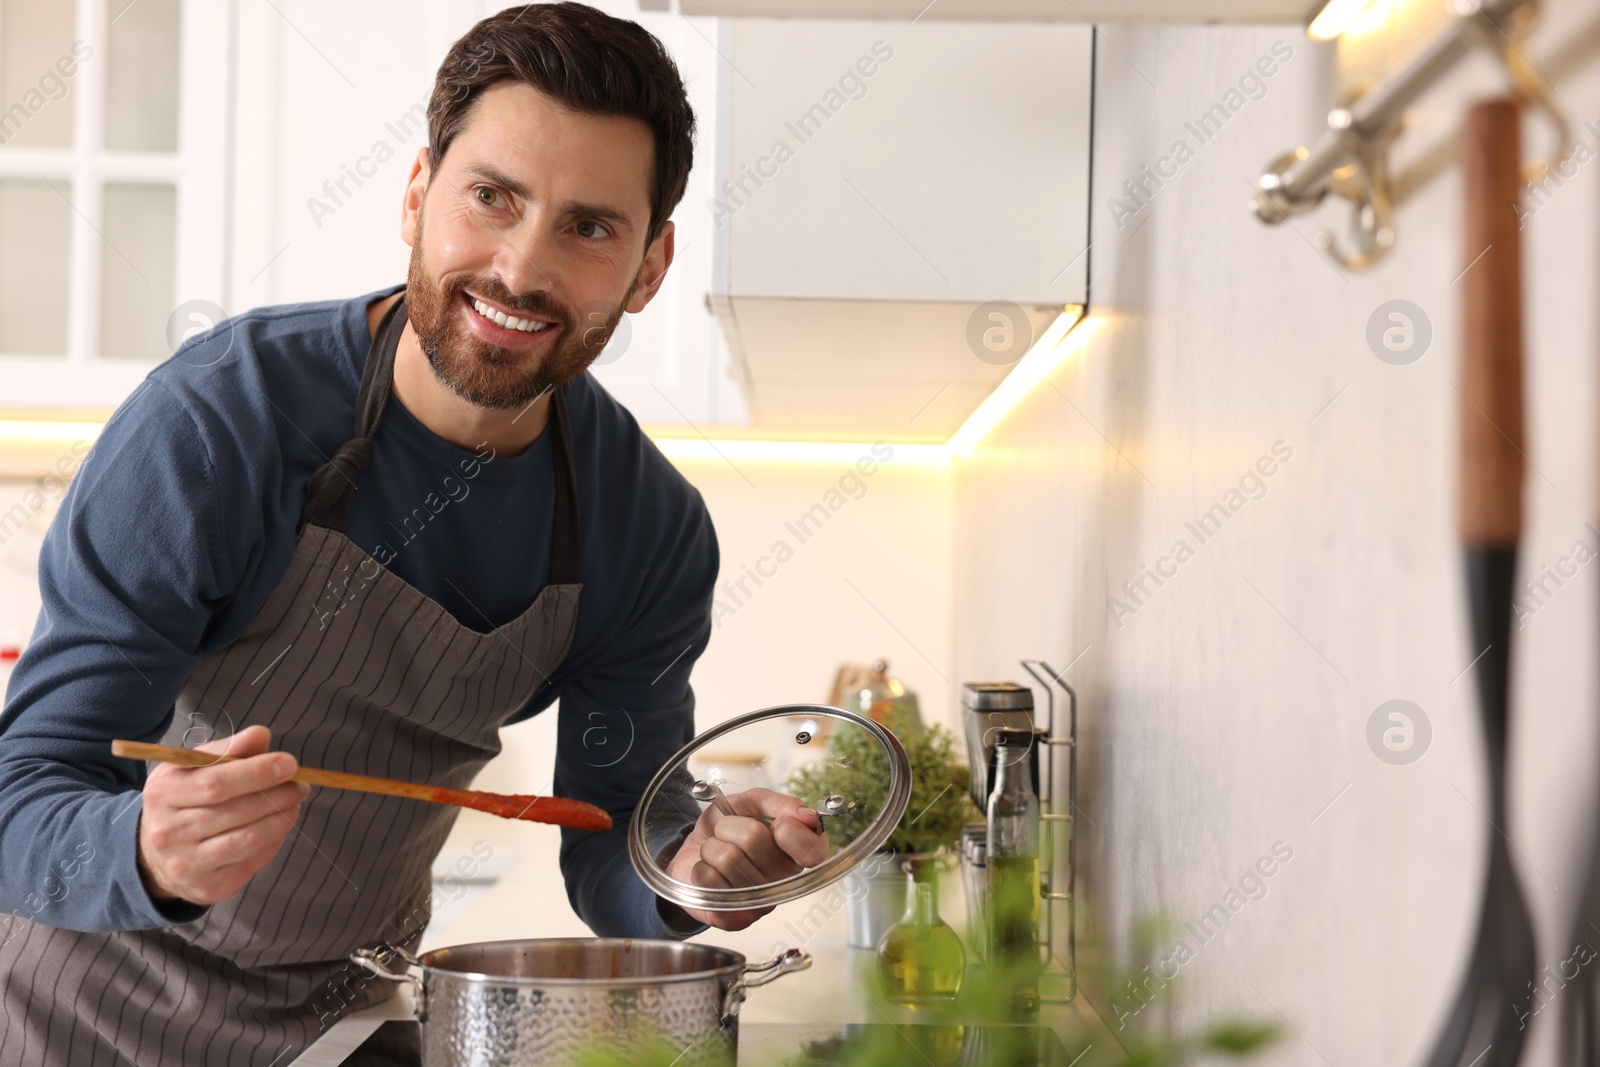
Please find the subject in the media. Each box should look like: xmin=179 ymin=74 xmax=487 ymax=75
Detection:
xmin=1250 ymin=0 xmax=1570 ymax=269
xmin=1021 ymin=658 xmax=1077 ymax=1003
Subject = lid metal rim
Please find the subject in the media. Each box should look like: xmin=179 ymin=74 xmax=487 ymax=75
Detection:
xmin=628 ymin=704 xmax=913 ymax=912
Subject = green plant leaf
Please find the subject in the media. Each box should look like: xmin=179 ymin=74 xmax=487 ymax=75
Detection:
xmin=1202 ymin=1021 xmax=1281 ymax=1055
xmin=785 ymin=707 xmax=980 ymax=856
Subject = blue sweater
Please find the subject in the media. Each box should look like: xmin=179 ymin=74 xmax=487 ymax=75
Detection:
xmin=0 ymin=282 xmax=715 ymax=941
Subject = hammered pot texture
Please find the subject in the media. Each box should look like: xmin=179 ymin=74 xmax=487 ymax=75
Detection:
xmin=423 ymin=974 xmax=740 ymax=1066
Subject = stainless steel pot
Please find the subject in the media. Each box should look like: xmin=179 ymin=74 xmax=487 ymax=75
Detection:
xmin=352 ymin=937 xmax=811 ymax=1067
xmin=347 ymin=706 xmax=905 ymax=1064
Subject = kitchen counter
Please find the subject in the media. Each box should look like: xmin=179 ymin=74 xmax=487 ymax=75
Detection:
xmin=288 ymin=812 xmax=1098 ymax=1065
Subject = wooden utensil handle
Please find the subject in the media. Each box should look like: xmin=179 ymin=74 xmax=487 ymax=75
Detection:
xmin=113 ymin=739 xmax=444 ymax=799
xmin=113 ymin=739 xmax=245 ymax=768
xmin=1460 ymin=98 xmax=1526 ymax=546
xmin=113 ymin=739 xmax=478 ymax=801
xmin=111 ymin=740 xmax=613 ymax=831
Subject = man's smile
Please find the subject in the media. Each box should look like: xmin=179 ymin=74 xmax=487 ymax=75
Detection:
xmin=459 ymin=289 xmax=562 ymax=348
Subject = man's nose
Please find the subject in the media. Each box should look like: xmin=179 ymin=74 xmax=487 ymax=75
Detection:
xmin=494 ymin=219 xmax=563 ymax=297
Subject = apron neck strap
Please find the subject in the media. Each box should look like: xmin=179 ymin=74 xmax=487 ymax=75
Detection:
xmin=298 ymin=294 xmax=408 ymax=534
xmin=299 ymin=292 xmax=584 ymax=588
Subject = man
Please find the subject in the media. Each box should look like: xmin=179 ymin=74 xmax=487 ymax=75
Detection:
xmin=0 ymin=5 xmax=825 ymax=1064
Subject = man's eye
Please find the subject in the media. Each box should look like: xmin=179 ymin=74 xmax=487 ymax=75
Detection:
xmin=474 ymin=186 xmax=503 ymax=208
xmin=575 ymin=219 xmax=611 ymax=239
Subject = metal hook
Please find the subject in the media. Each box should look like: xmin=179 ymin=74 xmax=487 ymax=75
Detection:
xmin=1470 ymin=3 xmax=1573 ymax=184
xmin=1254 ymin=128 xmax=1397 ymax=271
xmin=1249 ymin=0 xmax=1566 ymax=272
xmin=1312 ymin=117 xmax=1398 ymax=271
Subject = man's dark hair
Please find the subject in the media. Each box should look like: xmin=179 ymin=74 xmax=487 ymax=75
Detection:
xmin=427 ymin=3 xmax=695 ymax=243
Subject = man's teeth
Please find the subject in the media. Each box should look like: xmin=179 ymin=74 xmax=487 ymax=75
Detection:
xmin=471 ymin=297 xmax=553 ymax=333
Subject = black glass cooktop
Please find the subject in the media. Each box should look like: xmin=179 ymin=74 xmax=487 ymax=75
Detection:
xmin=338 ymin=1019 xmax=1072 ymax=1065
xmin=337 ymin=1021 xmax=419 ymax=1066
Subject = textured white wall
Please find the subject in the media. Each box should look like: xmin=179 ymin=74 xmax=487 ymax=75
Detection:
xmin=474 ymin=450 xmax=956 ymax=799
xmin=953 ymin=7 xmax=1600 ymax=1063
xmin=673 ymin=451 xmax=956 ymax=732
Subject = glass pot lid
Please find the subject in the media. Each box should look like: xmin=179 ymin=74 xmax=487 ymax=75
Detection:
xmin=628 ymin=704 xmax=912 ymax=912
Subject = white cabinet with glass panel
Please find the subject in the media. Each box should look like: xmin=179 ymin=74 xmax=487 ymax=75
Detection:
xmin=0 ymin=0 xmax=227 ymax=413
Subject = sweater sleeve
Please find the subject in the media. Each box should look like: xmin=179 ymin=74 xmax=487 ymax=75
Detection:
xmin=0 ymin=381 xmax=242 ymax=933
xmin=552 ymin=486 xmax=718 ymax=940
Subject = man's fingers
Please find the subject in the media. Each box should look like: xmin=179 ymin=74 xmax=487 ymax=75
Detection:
xmin=191 ymin=807 xmax=301 ymax=869
xmin=178 ymin=782 xmax=309 ymax=841
xmin=194 ymin=724 xmax=273 ymax=759
xmin=711 ymin=817 xmax=801 ymax=879
xmin=690 ymin=858 xmax=735 ymax=889
xmin=158 ymin=750 xmax=299 ymax=809
xmin=772 ymin=817 xmax=830 ymax=868
xmin=699 ymin=837 xmax=765 ymax=885
xmin=136 ymin=726 xmax=309 ymax=906
xmin=695 ymin=904 xmax=775 ymax=932
xmin=701 ymin=835 xmax=797 ymax=886
xmin=724 ymin=787 xmax=817 ymax=826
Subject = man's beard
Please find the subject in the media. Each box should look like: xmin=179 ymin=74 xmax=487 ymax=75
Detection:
xmin=404 ymin=210 xmax=639 ymax=411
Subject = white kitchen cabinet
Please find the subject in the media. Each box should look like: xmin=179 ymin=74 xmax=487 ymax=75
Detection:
xmin=708 ymin=18 xmax=1093 ymax=440
xmin=0 ymin=0 xmax=229 ymax=413
xmin=713 ymin=19 xmax=1091 ymax=304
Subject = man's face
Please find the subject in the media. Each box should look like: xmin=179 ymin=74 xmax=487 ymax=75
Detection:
xmin=401 ymin=81 xmax=672 ymax=411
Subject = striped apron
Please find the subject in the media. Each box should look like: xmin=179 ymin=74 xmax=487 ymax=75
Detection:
xmin=0 ymin=295 xmax=585 ymax=1066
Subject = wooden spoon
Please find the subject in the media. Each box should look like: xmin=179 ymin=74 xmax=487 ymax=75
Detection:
xmin=112 ymin=739 xmax=612 ymax=832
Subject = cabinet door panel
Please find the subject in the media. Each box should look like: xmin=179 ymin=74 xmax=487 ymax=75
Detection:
xmin=99 ymin=182 xmax=177 ymax=360
xmin=0 ymin=0 xmax=77 ymax=149
xmin=0 ymin=179 xmax=71 ymax=356
xmin=105 ymin=0 xmax=182 ymax=153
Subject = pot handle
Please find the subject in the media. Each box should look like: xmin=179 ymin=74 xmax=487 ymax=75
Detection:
xmin=720 ymin=948 xmax=812 ymax=1025
xmin=351 ymin=942 xmax=426 ymax=1020
xmin=351 ymin=941 xmax=422 ymax=984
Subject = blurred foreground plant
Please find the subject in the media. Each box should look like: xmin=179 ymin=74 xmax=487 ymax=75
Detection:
xmin=774 ymin=937 xmax=1278 ymax=1067
xmin=566 ymin=923 xmax=1278 ymax=1067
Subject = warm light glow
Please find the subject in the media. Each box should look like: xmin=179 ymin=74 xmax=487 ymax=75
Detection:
xmin=656 ymin=305 xmax=1086 ymax=465
xmin=0 ymin=420 xmax=105 ymax=445
xmin=946 ymin=308 xmax=1091 ymax=457
xmin=1308 ymin=0 xmax=1379 ymax=39
xmin=653 ymin=437 xmax=948 ymax=466
xmin=0 ymin=306 xmax=1092 ymax=471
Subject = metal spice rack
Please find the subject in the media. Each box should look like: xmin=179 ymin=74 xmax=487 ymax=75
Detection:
xmin=1020 ymin=658 xmax=1077 ymax=1004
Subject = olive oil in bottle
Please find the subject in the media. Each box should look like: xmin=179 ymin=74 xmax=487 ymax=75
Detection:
xmin=877 ymin=856 xmax=965 ymax=1003
xmin=988 ymin=854 xmax=1042 ymax=1015
xmin=986 ymin=728 xmax=1042 ymax=1018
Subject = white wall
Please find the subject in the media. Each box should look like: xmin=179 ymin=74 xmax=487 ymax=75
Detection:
xmin=674 ymin=451 xmax=957 ymax=729
xmin=471 ymin=447 xmax=956 ymax=790
xmin=954 ymin=5 xmax=1600 ymax=1063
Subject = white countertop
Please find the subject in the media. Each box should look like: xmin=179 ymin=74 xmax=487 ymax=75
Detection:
xmin=289 ymin=811 xmax=1091 ymax=1065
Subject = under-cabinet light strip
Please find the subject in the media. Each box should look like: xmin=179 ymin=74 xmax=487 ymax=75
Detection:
xmin=0 ymin=308 xmax=1090 ymax=468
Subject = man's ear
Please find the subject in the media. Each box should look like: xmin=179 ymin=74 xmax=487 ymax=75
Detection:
xmin=626 ymin=220 xmax=675 ymax=314
xmin=401 ymin=148 xmax=431 ymax=248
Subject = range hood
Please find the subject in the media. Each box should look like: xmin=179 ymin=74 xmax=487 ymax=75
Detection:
xmin=704 ymin=19 xmax=1093 ymax=443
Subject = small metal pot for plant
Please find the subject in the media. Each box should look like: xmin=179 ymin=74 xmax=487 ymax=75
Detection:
xmin=844 ymin=851 xmax=923 ymax=948
xmin=352 ymin=938 xmax=811 ymax=1066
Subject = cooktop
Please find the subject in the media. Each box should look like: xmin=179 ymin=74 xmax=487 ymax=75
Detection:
xmin=335 ymin=1019 xmax=1074 ymax=1065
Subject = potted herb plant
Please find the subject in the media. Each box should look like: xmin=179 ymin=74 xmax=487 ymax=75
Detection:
xmin=787 ymin=707 xmax=980 ymax=948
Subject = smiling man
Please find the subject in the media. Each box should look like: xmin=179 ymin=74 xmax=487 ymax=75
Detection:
xmin=0 ymin=5 xmax=825 ymax=1065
